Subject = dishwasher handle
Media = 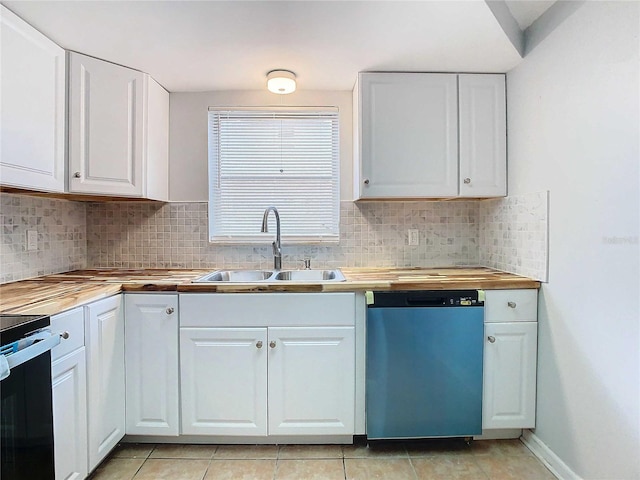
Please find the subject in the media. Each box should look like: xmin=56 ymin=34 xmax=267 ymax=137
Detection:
xmin=405 ymin=295 xmax=449 ymax=307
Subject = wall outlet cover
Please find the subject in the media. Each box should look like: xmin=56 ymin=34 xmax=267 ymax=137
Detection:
xmin=408 ymin=229 xmax=419 ymax=246
xmin=27 ymin=230 xmax=38 ymax=251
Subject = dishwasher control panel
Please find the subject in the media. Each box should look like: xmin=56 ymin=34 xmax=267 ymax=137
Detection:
xmin=367 ymin=290 xmax=483 ymax=308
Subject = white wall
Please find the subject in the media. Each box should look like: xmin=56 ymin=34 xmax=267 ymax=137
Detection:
xmin=507 ymin=2 xmax=639 ymax=479
xmin=169 ymin=89 xmax=352 ymax=202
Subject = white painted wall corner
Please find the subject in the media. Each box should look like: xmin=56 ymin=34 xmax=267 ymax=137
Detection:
xmin=521 ymin=429 xmax=582 ymax=480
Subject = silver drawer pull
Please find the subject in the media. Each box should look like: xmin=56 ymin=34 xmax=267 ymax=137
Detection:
xmin=269 ymin=341 xmax=276 ymax=349
xmin=488 ymin=336 xmax=496 ymax=343
xmin=60 ymin=331 xmax=70 ymax=340
xmin=507 ymin=301 xmax=517 ymax=308
xmin=463 ymin=178 xmax=471 ymax=184
xmin=363 ymin=178 xmax=370 ymax=185
xmin=256 ymin=341 xmax=263 ymax=349
xmin=166 ymin=307 xmax=175 ymax=315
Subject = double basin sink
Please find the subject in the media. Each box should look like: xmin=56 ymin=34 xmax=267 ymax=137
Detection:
xmin=194 ymin=268 xmax=346 ymax=283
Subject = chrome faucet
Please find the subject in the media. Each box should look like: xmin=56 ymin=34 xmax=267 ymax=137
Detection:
xmin=261 ymin=206 xmax=282 ymax=270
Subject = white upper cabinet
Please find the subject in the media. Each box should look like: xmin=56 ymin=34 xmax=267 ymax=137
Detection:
xmin=353 ymin=72 xmax=506 ymax=199
xmin=355 ymin=73 xmax=459 ymax=199
xmin=459 ymin=74 xmax=506 ymax=197
xmin=145 ymin=77 xmax=170 ymax=201
xmin=68 ymin=52 xmax=169 ymax=199
xmin=0 ymin=6 xmax=66 ymax=192
xmin=69 ymin=52 xmax=145 ymax=196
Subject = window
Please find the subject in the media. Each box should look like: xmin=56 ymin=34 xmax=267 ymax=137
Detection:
xmin=208 ymin=107 xmax=340 ymax=243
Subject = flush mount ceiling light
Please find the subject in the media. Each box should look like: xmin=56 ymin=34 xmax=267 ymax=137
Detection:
xmin=267 ymin=70 xmax=296 ymax=94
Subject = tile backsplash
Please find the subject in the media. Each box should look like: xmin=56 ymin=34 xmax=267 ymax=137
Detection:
xmin=86 ymin=201 xmax=480 ymax=270
xmin=0 ymin=191 xmax=549 ymax=283
xmin=479 ymin=191 xmax=549 ymax=282
xmin=0 ymin=193 xmax=87 ymax=283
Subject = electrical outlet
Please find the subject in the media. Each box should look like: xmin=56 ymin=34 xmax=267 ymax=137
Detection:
xmin=26 ymin=230 xmax=38 ymax=251
xmin=408 ymin=229 xmax=419 ymax=246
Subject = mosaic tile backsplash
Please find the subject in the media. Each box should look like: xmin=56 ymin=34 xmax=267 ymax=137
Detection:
xmin=86 ymin=201 xmax=480 ymax=270
xmin=0 ymin=194 xmax=87 ymax=283
xmin=479 ymin=191 xmax=549 ymax=282
xmin=0 ymin=191 xmax=549 ymax=283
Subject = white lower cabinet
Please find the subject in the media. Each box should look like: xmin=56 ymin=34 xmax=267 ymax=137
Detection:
xmin=268 ymin=326 xmax=355 ymax=436
xmin=51 ymin=308 xmax=87 ymax=480
xmin=125 ymin=294 xmax=179 ymax=436
xmin=180 ymin=327 xmax=268 ymax=436
xmin=179 ymin=293 xmax=356 ymax=438
xmin=85 ymin=295 xmax=125 ymax=472
xmin=483 ymin=289 xmax=538 ymax=430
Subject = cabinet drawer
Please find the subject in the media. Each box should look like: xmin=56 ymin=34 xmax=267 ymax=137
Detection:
xmin=51 ymin=307 xmax=85 ymax=361
xmin=484 ymin=289 xmax=537 ymax=323
xmin=180 ymin=293 xmax=356 ymax=327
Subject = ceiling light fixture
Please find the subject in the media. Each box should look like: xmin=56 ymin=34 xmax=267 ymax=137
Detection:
xmin=267 ymin=70 xmax=296 ymax=94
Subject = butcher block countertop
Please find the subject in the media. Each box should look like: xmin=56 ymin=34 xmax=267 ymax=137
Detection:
xmin=0 ymin=267 xmax=539 ymax=316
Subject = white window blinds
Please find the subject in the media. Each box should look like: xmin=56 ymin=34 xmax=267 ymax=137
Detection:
xmin=208 ymin=107 xmax=340 ymax=243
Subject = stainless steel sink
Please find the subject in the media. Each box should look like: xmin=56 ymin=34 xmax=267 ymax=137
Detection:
xmin=273 ymin=269 xmax=346 ymax=282
xmin=194 ymin=270 xmax=274 ymax=283
xmin=193 ymin=268 xmax=346 ymax=283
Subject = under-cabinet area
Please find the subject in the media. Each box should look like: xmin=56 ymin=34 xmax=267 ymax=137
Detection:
xmin=38 ymin=280 xmax=539 ymax=480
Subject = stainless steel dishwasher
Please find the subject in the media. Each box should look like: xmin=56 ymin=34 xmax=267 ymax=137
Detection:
xmin=366 ymin=290 xmax=484 ymax=440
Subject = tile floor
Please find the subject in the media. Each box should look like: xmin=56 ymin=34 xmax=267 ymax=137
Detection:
xmin=89 ymin=439 xmax=557 ymax=480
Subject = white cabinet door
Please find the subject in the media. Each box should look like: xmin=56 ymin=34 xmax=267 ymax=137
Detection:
xmin=85 ymin=295 xmax=125 ymax=471
xmin=51 ymin=307 xmax=87 ymax=480
xmin=52 ymin=348 xmax=88 ymax=480
xmin=268 ymin=326 xmax=355 ymax=436
xmin=483 ymin=322 xmax=537 ymax=429
xmin=356 ymin=72 xmax=458 ymax=198
xmin=125 ymin=294 xmax=179 ymax=436
xmin=69 ymin=52 xmax=144 ymax=196
xmin=459 ymin=74 xmax=506 ymax=197
xmin=180 ymin=327 xmax=268 ymax=436
xmin=0 ymin=6 xmax=65 ymax=192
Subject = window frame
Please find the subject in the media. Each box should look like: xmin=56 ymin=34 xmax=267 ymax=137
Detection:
xmin=207 ymin=106 xmax=341 ymax=245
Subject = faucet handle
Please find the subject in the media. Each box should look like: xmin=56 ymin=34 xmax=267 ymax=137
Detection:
xmin=303 ymin=259 xmax=311 ymax=270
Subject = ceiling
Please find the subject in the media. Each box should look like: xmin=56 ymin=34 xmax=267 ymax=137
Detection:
xmin=505 ymin=0 xmax=556 ymax=30
xmin=1 ymin=1 xmax=554 ymax=93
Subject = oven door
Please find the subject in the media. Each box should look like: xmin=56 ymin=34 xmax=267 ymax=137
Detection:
xmin=1 ymin=348 xmax=55 ymax=479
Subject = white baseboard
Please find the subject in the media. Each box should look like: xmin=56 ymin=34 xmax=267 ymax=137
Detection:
xmin=521 ymin=430 xmax=583 ymax=480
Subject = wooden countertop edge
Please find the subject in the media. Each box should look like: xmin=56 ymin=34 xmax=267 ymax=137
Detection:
xmin=0 ymin=269 xmax=540 ymax=315
xmin=1 ymin=284 xmax=122 ymax=315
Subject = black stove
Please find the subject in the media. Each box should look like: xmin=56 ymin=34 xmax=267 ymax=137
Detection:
xmin=1 ymin=313 xmax=55 ymax=480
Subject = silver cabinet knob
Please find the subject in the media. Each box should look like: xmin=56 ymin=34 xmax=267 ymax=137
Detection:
xmin=269 ymin=341 xmax=276 ymax=349
xmin=507 ymin=301 xmax=517 ymax=308
xmin=463 ymin=178 xmax=471 ymax=184
xmin=73 ymin=172 xmax=81 ymax=178
xmin=363 ymin=178 xmax=370 ymax=185
xmin=256 ymin=341 xmax=263 ymax=349
xmin=488 ymin=336 xmax=496 ymax=343
xmin=166 ymin=307 xmax=175 ymax=314
xmin=60 ymin=331 xmax=70 ymax=340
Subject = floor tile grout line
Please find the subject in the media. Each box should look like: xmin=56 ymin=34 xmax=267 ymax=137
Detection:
xmin=407 ymin=455 xmax=419 ymax=480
